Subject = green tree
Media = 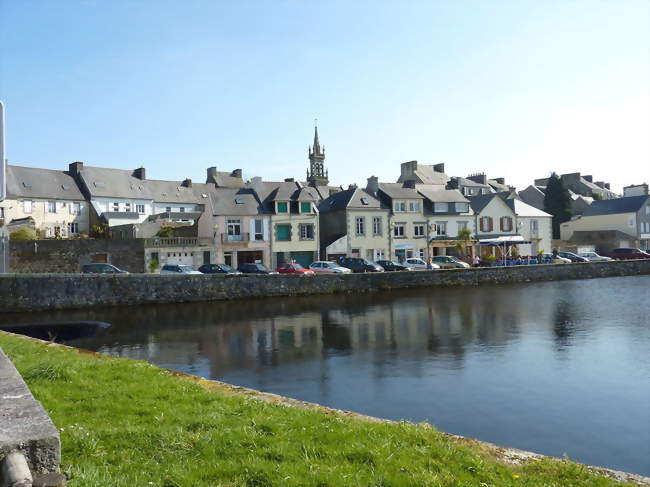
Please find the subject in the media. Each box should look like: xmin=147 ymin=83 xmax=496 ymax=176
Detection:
xmin=10 ymin=228 xmax=37 ymax=241
xmin=156 ymin=225 xmax=174 ymax=238
xmin=543 ymin=173 xmax=572 ymax=239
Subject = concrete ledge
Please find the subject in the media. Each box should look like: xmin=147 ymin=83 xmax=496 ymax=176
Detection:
xmin=0 ymin=259 xmax=648 ymax=312
xmin=0 ymin=347 xmax=61 ymax=476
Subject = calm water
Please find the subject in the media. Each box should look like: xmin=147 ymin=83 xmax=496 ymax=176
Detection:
xmin=2 ymin=276 xmax=649 ymax=475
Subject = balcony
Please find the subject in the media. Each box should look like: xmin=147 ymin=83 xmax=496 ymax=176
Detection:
xmin=144 ymin=237 xmax=214 ymax=248
xmin=220 ymin=233 xmax=266 ymax=247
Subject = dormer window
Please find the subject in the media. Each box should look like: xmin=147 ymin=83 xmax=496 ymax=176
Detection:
xmin=434 ymin=202 xmax=448 ymax=212
xmin=235 ymin=198 xmax=244 ymax=205
xmin=300 ymin=202 xmax=312 ymax=213
xmin=393 ymin=201 xmax=406 ymax=212
xmin=408 ymin=201 xmax=420 ymax=212
xmin=455 ymin=202 xmax=469 ymax=213
xmin=360 ymin=197 xmax=369 ymax=205
xmin=276 ymin=201 xmax=289 ymax=213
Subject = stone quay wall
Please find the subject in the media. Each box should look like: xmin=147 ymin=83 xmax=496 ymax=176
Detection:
xmin=0 ymin=260 xmax=648 ymax=313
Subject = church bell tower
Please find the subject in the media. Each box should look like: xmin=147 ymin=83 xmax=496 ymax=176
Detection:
xmin=306 ymin=123 xmax=329 ymax=186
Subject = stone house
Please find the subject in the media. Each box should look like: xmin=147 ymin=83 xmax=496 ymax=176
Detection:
xmin=560 ymin=195 xmax=650 ymax=252
xmin=0 ymin=165 xmax=90 ymax=238
xmin=319 ymin=177 xmax=391 ymax=262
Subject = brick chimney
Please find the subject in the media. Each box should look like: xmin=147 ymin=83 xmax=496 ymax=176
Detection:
xmin=206 ymin=166 xmax=218 ymax=184
xmin=133 ymin=167 xmax=146 ymax=180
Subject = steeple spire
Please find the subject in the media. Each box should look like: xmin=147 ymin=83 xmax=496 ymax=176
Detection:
xmin=306 ymin=120 xmax=328 ymax=186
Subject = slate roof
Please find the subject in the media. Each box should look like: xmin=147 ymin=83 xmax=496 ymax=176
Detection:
xmin=581 ymin=195 xmax=649 ymax=217
xmin=468 ymin=193 xmax=497 ymax=213
xmin=409 ymin=165 xmax=448 ymax=185
xmin=319 ymin=188 xmax=388 ymax=212
xmin=77 ymin=165 xmax=153 ymax=199
xmin=417 ymin=187 xmax=469 ymax=204
xmin=378 ymin=183 xmax=423 ymax=200
xmin=450 ymin=176 xmax=492 ymax=189
xmin=146 ymin=180 xmax=202 ymax=204
xmin=213 ymin=172 xmax=244 ymax=188
xmin=211 ymin=187 xmax=262 ymax=216
xmin=488 ymin=179 xmax=510 ymax=193
xmin=249 ymin=181 xmax=320 ymax=213
xmin=505 ymin=198 xmax=551 ymax=217
xmin=6 ymin=165 xmax=85 ymax=201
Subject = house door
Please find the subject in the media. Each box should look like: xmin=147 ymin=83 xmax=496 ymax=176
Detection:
xmin=224 ymin=253 xmax=233 ymax=266
xmin=203 ymin=251 xmax=211 ymax=265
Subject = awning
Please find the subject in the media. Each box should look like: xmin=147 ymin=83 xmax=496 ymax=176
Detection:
xmin=478 ymin=235 xmax=532 ymax=246
xmin=395 ymin=243 xmax=414 ymax=249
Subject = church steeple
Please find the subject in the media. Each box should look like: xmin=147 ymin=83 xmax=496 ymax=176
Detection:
xmin=307 ymin=121 xmax=328 ymax=186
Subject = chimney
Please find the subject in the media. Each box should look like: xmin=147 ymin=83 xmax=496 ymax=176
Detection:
xmin=400 ymin=160 xmax=418 ymax=179
xmin=366 ymin=176 xmax=379 ymax=195
xmin=206 ymin=166 xmax=218 ymax=184
xmin=403 ymin=180 xmax=416 ymax=189
xmin=133 ymin=167 xmax=146 ymax=180
xmin=348 ymin=184 xmax=358 ymax=190
xmin=595 ymin=181 xmax=605 ymax=189
xmin=604 ymin=183 xmax=610 ymax=190
xmin=182 ymin=178 xmax=192 ymax=188
xmin=494 ymin=177 xmax=505 ymax=185
xmin=467 ymin=173 xmax=487 ymax=185
xmin=69 ymin=161 xmax=84 ymax=175
xmin=230 ymin=169 xmax=242 ymax=178
xmin=250 ymin=176 xmax=264 ymax=194
xmin=583 ymin=175 xmax=593 ymax=182
xmin=284 ymin=178 xmax=295 ymax=182
xmin=433 ymin=163 xmax=445 ymax=173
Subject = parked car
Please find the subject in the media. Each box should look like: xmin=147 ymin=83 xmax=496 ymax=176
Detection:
xmin=277 ymin=262 xmax=315 ymax=275
xmin=160 ymin=264 xmax=202 ymax=275
xmin=404 ymin=257 xmax=440 ymax=270
xmin=309 ymin=261 xmax=352 ymax=274
xmin=237 ymin=263 xmax=278 ymax=274
xmin=558 ymin=251 xmax=589 ymax=263
xmin=609 ymin=248 xmax=650 ymax=260
xmin=82 ymin=263 xmax=128 ymax=274
xmin=376 ymin=260 xmax=413 ymax=271
xmin=578 ymin=251 xmax=612 ymax=262
xmin=432 ymin=256 xmax=470 ymax=269
xmin=542 ymin=253 xmax=571 ymax=264
xmin=338 ymin=257 xmax=384 ymax=273
xmin=198 ymin=263 xmax=242 ymax=274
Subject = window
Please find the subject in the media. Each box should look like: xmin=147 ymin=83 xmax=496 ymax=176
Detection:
xmin=23 ymin=200 xmax=32 ymax=213
xmin=646 ymin=206 xmax=650 ymax=215
xmin=435 ymin=222 xmax=447 ymax=236
xmin=69 ymin=202 xmax=81 ymax=215
xmin=360 ymin=197 xmax=369 ymax=205
xmin=455 ymin=202 xmax=470 ymax=213
xmin=0 ymin=207 xmax=4 ymax=219
xmin=179 ymin=207 xmax=185 ymax=213
xmin=530 ymin=219 xmax=538 ymax=235
xmin=408 ymin=201 xmax=420 ymax=212
xmin=300 ymin=202 xmax=312 ymax=213
xmin=125 ymin=202 xmax=132 ymax=212
xmin=254 ymin=219 xmax=264 ymax=241
xmin=136 ymin=204 xmax=145 ymax=214
xmin=227 ymin=219 xmax=242 ymax=241
xmin=480 ymin=216 xmax=493 ymax=232
xmin=165 ymin=206 xmax=171 ymax=213
xmin=356 ymin=216 xmax=365 ymax=236
xmin=372 ymin=217 xmax=382 ymax=236
xmin=67 ymin=222 xmax=79 ymax=234
xmin=500 ymin=216 xmax=513 ymax=232
xmin=47 ymin=201 xmax=57 ymax=213
xmin=393 ymin=201 xmax=406 ymax=212
xmin=414 ymin=223 xmax=425 ymax=237
xmin=300 ymin=224 xmax=314 ymax=240
xmin=235 ymin=198 xmax=244 ymax=205
xmin=276 ymin=224 xmax=291 ymax=241
xmin=113 ymin=202 xmax=120 ymax=212
xmin=457 ymin=221 xmax=468 ymax=231
xmin=393 ymin=223 xmax=405 ymax=237
xmin=277 ymin=201 xmax=289 ymax=213
xmin=434 ymin=202 xmax=448 ymax=213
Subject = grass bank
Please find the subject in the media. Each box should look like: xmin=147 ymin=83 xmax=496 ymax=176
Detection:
xmin=0 ymin=332 xmax=639 ymax=487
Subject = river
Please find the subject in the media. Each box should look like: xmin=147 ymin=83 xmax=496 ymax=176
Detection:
xmin=1 ymin=275 xmax=649 ymax=475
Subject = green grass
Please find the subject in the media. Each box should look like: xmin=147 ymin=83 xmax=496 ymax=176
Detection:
xmin=0 ymin=332 xmax=636 ymax=487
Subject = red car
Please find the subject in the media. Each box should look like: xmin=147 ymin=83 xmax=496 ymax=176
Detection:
xmin=276 ymin=263 xmax=315 ymax=275
xmin=609 ymin=248 xmax=650 ymax=260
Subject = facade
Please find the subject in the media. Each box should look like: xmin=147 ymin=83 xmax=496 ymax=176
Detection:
xmin=0 ymin=165 xmax=90 ymax=238
xmin=560 ymin=195 xmax=650 ymax=251
xmin=319 ymin=178 xmax=390 ymax=262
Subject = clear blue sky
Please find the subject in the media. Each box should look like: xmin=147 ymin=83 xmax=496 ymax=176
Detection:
xmin=1 ymin=0 xmax=648 ymax=192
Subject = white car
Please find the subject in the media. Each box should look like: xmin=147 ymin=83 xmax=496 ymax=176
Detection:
xmin=578 ymin=251 xmax=612 ymax=262
xmin=542 ymin=254 xmax=571 ymax=264
xmin=160 ymin=264 xmax=202 ymax=275
xmin=309 ymin=261 xmax=352 ymax=274
xmin=403 ymin=257 xmax=441 ymax=270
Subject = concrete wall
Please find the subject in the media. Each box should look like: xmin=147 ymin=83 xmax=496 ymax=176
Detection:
xmin=9 ymin=239 xmax=146 ymax=273
xmin=0 ymin=260 xmax=647 ymax=312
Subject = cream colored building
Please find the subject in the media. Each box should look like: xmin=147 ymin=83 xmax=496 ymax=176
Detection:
xmin=0 ymin=165 xmax=89 ymax=237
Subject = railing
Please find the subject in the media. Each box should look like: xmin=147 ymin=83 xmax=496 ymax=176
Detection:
xmin=144 ymin=237 xmax=214 ymax=248
xmin=221 ymin=233 xmax=248 ymax=243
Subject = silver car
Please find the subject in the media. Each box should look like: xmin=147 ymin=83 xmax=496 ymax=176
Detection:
xmin=309 ymin=261 xmax=352 ymax=274
xmin=160 ymin=264 xmax=202 ymax=275
xmin=578 ymin=251 xmax=612 ymax=262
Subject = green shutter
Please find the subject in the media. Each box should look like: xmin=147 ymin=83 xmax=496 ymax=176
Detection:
xmin=300 ymin=202 xmax=311 ymax=213
xmin=276 ymin=224 xmax=291 ymax=241
xmin=277 ymin=202 xmax=288 ymax=213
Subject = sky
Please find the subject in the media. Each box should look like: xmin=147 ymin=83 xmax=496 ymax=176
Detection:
xmin=1 ymin=0 xmax=648 ymax=193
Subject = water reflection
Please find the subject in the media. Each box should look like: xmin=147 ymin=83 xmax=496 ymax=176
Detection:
xmin=0 ymin=276 xmax=648 ymax=476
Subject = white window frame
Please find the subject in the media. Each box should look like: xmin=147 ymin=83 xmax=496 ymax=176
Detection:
xmin=457 ymin=221 xmax=468 ymax=231
xmin=46 ymin=201 xmax=57 ymax=213
xmin=67 ymin=222 xmax=79 ymax=234
xmin=136 ymin=204 xmax=145 ymax=214
xmin=393 ymin=201 xmax=406 ymax=212
xmin=113 ymin=202 xmax=120 ymax=212
xmin=434 ymin=202 xmax=448 ymax=213
xmin=393 ymin=223 xmax=405 ymax=237
xmin=455 ymin=202 xmax=469 ymax=213
xmin=23 ymin=200 xmax=32 ymax=213
xmin=300 ymin=223 xmax=314 ymax=240
xmin=414 ymin=223 xmax=425 ymax=237
xmin=355 ymin=216 xmax=365 ymax=236
xmin=372 ymin=217 xmax=382 ymax=236
xmin=436 ymin=222 xmax=447 ymax=236
xmin=69 ymin=202 xmax=81 ymax=215
xmin=408 ymin=201 xmax=420 ymax=212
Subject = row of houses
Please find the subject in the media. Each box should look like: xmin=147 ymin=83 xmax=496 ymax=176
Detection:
xmin=0 ymin=128 xmax=567 ymax=271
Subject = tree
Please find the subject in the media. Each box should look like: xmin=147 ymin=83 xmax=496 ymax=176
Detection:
xmin=543 ymin=173 xmax=572 ymax=239
xmin=10 ymin=228 xmax=36 ymax=241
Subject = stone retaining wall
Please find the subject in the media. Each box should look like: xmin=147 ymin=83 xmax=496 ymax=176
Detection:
xmin=0 ymin=260 xmax=648 ymax=312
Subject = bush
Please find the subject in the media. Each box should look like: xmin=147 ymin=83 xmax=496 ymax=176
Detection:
xmin=10 ymin=228 xmax=36 ymax=241
xmin=156 ymin=225 xmax=174 ymax=238
xmin=149 ymin=259 xmax=160 ymax=274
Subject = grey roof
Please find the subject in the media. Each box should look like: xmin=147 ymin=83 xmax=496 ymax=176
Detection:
xmin=213 ymin=172 xmax=244 ymax=188
xmin=468 ymin=193 xmax=497 ymax=213
xmin=146 ymin=180 xmax=202 ymax=204
xmin=77 ymin=165 xmax=153 ymax=199
xmin=506 ymin=198 xmax=551 ymax=217
xmin=378 ymin=183 xmax=423 ymax=200
xmin=319 ymin=188 xmax=388 ymax=212
xmin=211 ymin=187 xmax=262 ymax=216
xmin=303 ymin=183 xmax=343 ymax=200
xmin=488 ymin=179 xmax=510 ymax=192
xmin=417 ymin=187 xmax=469 ymax=204
xmin=6 ymin=165 xmax=85 ymax=201
xmin=409 ymin=165 xmax=448 ymax=185
xmin=581 ymin=195 xmax=649 ymax=217
xmin=451 ymin=176 xmax=492 ymax=188
xmin=295 ymin=186 xmax=319 ymax=202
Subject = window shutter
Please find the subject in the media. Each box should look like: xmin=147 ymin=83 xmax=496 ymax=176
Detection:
xmin=249 ymin=219 xmax=255 ymax=241
xmin=489 ymin=217 xmax=493 ymax=232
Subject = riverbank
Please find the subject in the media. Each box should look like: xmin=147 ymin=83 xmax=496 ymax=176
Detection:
xmin=1 ymin=259 xmax=649 ymax=312
xmin=1 ymin=331 xmax=647 ymax=487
